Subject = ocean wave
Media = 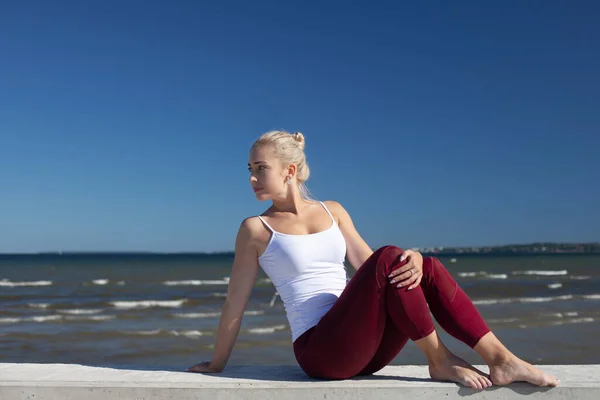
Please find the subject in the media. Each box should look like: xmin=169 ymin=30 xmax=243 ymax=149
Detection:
xmin=583 ymin=294 xmax=600 ymax=300
xmin=487 ymin=317 xmax=520 ymax=324
xmin=64 ymin=315 xmax=115 ymax=321
xmin=163 ymin=278 xmax=229 ymax=286
xmin=549 ymin=317 xmax=594 ymax=326
xmin=547 ymin=283 xmax=563 ymax=289
xmin=542 ymin=311 xmax=579 ymax=318
xmin=28 ymin=303 xmax=50 ymax=309
xmin=110 ymin=299 xmax=187 ymax=309
xmin=0 ymin=279 xmax=53 ymax=287
xmin=247 ymin=324 xmax=287 ymax=334
xmin=173 ymin=312 xmax=220 ymax=318
xmin=511 ymin=270 xmax=568 ymax=276
xmin=57 ymin=309 xmax=104 ymax=315
xmin=473 ymin=294 xmax=573 ymax=305
xmin=173 ymin=310 xmax=264 ymax=319
xmin=457 ymin=272 xmax=507 ymax=279
xmin=570 ymin=276 xmax=591 ymax=280
xmin=0 ymin=315 xmax=63 ymax=324
xmin=124 ymin=329 xmax=211 ymax=338
xmin=92 ymin=279 xmax=109 ymax=285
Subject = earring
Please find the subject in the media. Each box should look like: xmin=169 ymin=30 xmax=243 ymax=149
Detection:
xmin=287 ymin=177 xmax=291 ymax=185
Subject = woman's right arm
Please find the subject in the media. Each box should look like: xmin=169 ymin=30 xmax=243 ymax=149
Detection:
xmin=188 ymin=218 xmax=260 ymax=373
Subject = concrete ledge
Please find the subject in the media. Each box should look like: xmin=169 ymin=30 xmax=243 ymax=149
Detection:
xmin=1 ymin=363 xmax=598 ymax=399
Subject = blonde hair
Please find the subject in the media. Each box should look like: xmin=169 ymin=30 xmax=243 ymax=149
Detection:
xmin=252 ymin=130 xmax=315 ymax=201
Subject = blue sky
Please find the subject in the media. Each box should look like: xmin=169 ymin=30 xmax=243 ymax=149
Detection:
xmin=1 ymin=1 xmax=598 ymax=252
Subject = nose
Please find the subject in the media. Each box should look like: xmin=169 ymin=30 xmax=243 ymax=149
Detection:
xmin=249 ymin=175 xmax=257 ymax=184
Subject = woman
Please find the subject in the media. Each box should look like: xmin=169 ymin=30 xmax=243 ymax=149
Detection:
xmin=186 ymin=130 xmax=559 ymax=389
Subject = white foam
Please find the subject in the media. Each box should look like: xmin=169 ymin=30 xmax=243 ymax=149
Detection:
xmin=548 ymin=283 xmax=563 ymax=289
xmin=0 ymin=280 xmax=53 ymax=287
xmin=512 ymin=270 xmax=568 ymax=276
xmin=92 ymin=279 xmax=109 ymax=285
xmin=550 ymin=317 xmax=594 ymax=326
xmin=519 ymin=295 xmax=573 ymax=303
xmin=0 ymin=317 xmax=22 ymax=324
xmin=163 ymin=278 xmax=229 ymax=286
xmin=173 ymin=310 xmax=264 ymax=319
xmin=457 ymin=272 xmax=507 ymax=279
xmin=110 ymin=299 xmax=186 ymax=309
xmin=124 ymin=329 xmax=210 ymax=338
xmin=473 ymin=299 xmax=510 ymax=305
xmin=64 ymin=315 xmax=116 ymax=321
xmin=127 ymin=329 xmax=161 ymax=335
xmin=0 ymin=315 xmax=64 ymax=324
xmin=543 ymin=311 xmax=579 ymax=318
xmin=29 ymin=315 xmax=62 ymax=322
xmin=170 ymin=330 xmax=206 ymax=338
xmin=487 ymin=317 xmax=520 ymax=324
xmin=174 ymin=312 xmax=220 ymax=318
xmin=566 ymin=311 xmax=579 ymax=317
xmin=28 ymin=303 xmax=50 ymax=309
xmin=473 ymin=294 xmax=573 ymax=305
xmin=247 ymin=324 xmax=287 ymax=334
xmin=57 ymin=309 xmax=103 ymax=315
xmin=117 ymin=281 xmax=126 ymax=286
xmin=583 ymin=294 xmax=600 ymax=300
xmin=570 ymin=276 xmax=591 ymax=280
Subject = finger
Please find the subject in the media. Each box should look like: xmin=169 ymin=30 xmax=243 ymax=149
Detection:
xmin=400 ymin=274 xmax=419 ymax=289
xmin=391 ymin=269 xmax=415 ymax=285
xmin=406 ymin=275 xmax=422 ymax=290
xmin=388 ymin=259 xmax=414 ymax=279
xmin=399 ymin=250 xmax=412 ymax=262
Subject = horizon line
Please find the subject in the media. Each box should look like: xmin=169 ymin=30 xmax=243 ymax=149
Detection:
xmin=1 ymin=241 xmax=598 ymax=255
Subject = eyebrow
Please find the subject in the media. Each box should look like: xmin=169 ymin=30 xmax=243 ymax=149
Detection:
xmin=247 ymin=161 xmax=267 ymax=166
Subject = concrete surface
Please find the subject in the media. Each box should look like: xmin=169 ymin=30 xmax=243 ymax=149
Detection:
xmin=0 ymin=363 xmax=598 ymax=399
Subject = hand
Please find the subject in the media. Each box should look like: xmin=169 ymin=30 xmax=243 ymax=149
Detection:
xmin=185 ymin=361 xmax=224 ymax=373
xmin=388 ymin=249 xmax=423 ymax=290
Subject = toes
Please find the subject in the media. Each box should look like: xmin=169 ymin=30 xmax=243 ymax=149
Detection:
xmin=548 ymin=375 xmax=560 ymax=387
xmin=470 ymin=378 xmax=482 ymax=390
xmin=479 ymin=376 xmax=492 ymax=388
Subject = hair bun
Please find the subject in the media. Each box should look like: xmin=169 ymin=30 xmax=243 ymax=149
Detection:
xmin=293 ymin=132 xmax=305 ymax=150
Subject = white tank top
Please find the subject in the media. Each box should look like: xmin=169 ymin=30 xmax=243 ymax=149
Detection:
xmin=257 ymin=201 xmax=347 ymax=342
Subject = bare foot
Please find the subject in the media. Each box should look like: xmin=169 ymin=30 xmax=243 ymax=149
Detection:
xmin=489 ymin=356 xmax=559 ymax=386
xmin=429 ymin=353 xmax=492 ymax=389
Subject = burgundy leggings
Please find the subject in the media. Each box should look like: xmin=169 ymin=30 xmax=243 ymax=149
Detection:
xmin=293 ymin=246 xmax=491 ymax=379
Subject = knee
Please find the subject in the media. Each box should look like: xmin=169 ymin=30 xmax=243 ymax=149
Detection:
xmin=422 ymin=256 xmax=443 ymax=277
xmin=422 ymin=257 xmax=456 ymax=293
xmin=374 ymin=245 xmax=404 ymax=272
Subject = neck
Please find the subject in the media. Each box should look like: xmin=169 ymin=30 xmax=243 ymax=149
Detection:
xmin=271 ymin=188 xmax=311 ymax=215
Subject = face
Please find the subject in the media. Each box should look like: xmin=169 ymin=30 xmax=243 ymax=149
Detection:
xmin=248 ymin=145 xmax=293 ymax=200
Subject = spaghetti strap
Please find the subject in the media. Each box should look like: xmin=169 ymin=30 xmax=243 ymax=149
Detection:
xmin=257 ymin=216 xmax=275 ymax=233
xmin=319 ymin=201 xmax=336 ymax=224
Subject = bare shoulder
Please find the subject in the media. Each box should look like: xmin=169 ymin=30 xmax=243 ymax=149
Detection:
xmin=238 ymin=215 xmax=271 ymax=254
xmin=239 ymin=216 xmax=266 ymax=237
xmin=322 ymin=200 xmax=351 ymax=224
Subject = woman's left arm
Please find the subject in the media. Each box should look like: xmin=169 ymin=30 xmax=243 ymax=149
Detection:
xmin=325 ymin=200 xmax=424 ymax=290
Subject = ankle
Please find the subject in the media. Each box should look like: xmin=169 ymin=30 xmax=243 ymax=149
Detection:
xmin=426 ymin=347 xmax=454 ymax=367
xmin=487 ymin=350 xmax=514 ymax=367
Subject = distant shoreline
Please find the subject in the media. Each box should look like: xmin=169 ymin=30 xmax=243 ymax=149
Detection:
xmin=1 ymin=242 xmax=599 ymax=256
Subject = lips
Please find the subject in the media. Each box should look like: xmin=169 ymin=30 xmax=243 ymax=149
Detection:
xmin=253 ymin=187 xmax=262 ymax=193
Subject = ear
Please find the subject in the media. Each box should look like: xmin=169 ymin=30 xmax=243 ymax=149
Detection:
xmin=287 ymin=163 xmax=297 ymax=178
